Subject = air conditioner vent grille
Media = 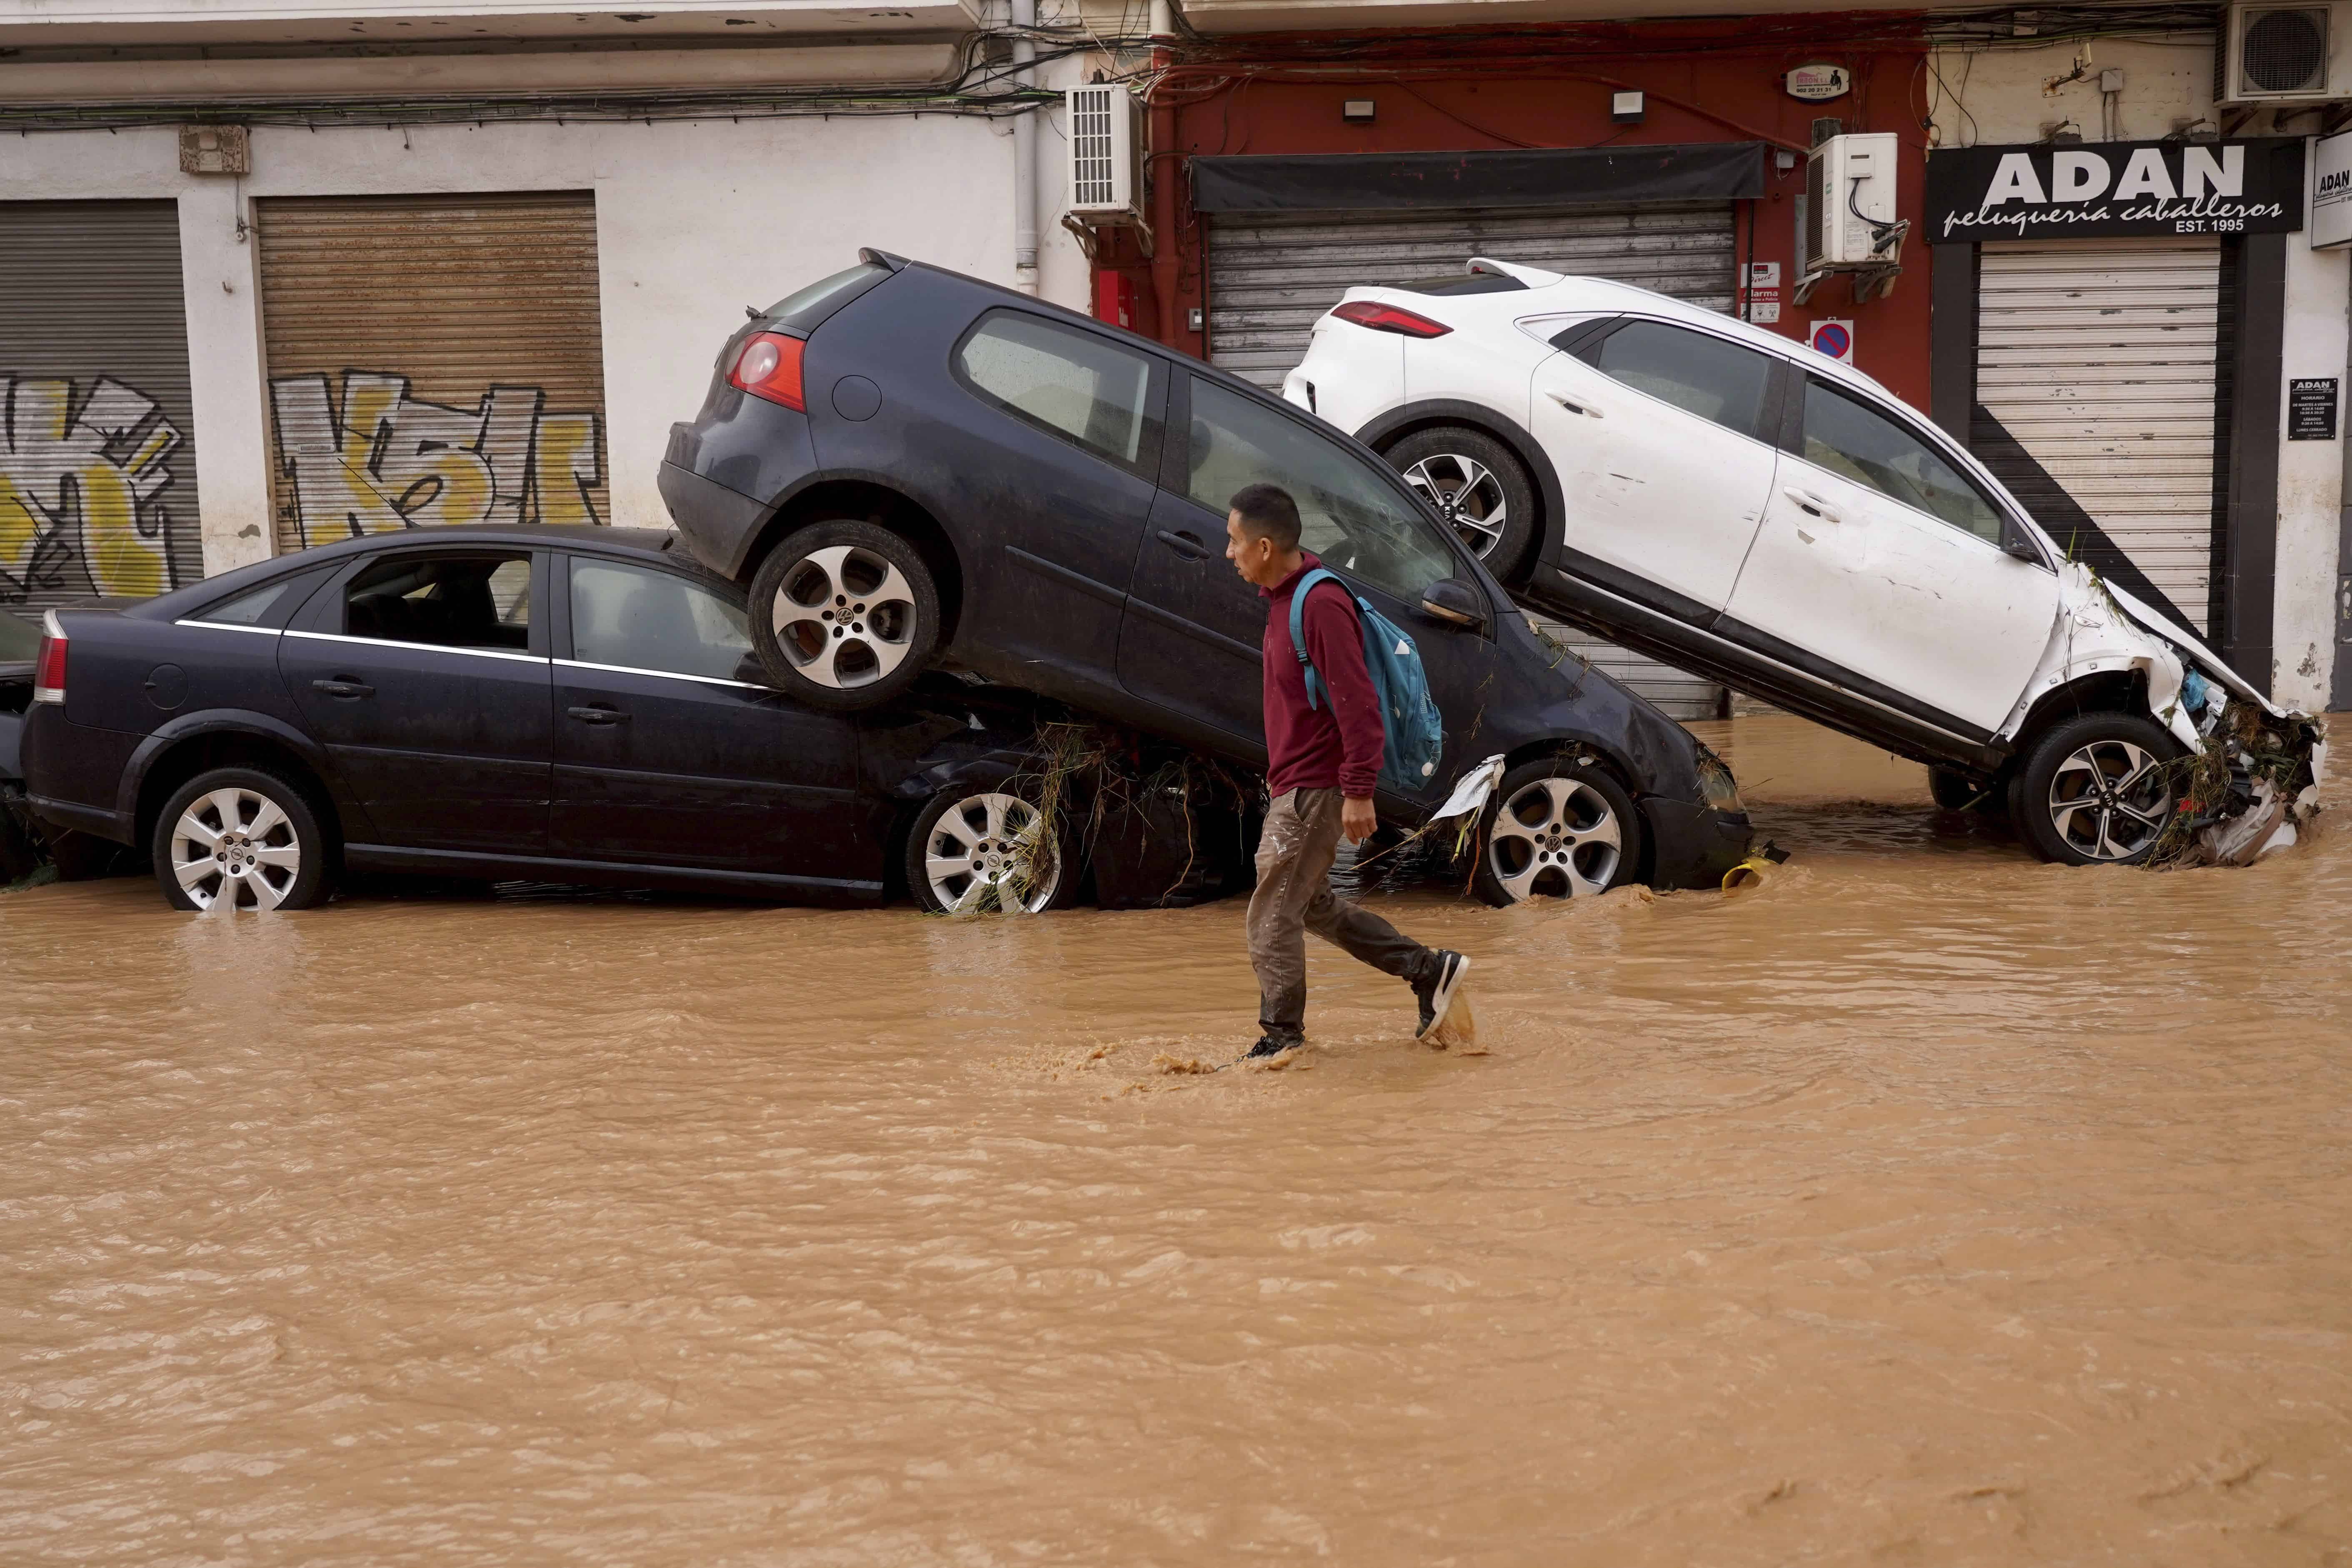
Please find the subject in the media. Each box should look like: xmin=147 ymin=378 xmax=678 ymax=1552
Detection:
xmin=1070 ymin=85 xmax=1119 ymax=209
xmin=2243 ymin=7 xmax=2329 ymax=92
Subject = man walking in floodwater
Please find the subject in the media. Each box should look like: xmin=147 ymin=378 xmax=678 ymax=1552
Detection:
xmin=1225 ymin=483 xmax=1470 ymax=1061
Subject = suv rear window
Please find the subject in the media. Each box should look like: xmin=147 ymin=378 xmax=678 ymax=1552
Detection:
xmin=1395 ymin=274 xmax=1529 ymax=296
xmin=763 ymin=261 xmax=891 ymax=333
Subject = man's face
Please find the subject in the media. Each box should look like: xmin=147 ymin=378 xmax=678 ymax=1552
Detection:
xmin=1226 ymin=510 xmax=1282 ymax=588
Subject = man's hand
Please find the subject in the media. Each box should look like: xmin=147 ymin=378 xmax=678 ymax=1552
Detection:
xmin=1341 ymin=795 xmax=1378 ymax=845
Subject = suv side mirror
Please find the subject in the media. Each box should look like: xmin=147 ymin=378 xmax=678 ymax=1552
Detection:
xmin=1421 ymin=578 xmax=1487 ymax=631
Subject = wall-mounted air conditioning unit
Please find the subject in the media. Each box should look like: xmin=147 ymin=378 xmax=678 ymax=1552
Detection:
xmin=1804 ymin=132 xmax=1901 ymax=269
xmin=1065 ymin=85 xmax=1144 ymax=223
xmin=2221 ymin=3 xmax=2352 ymax=103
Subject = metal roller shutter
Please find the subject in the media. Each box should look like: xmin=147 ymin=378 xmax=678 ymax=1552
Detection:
xmin=257 ymin=192 xmax=609 ymax=556
xmin=0 ymin=200 xmax=202 ymax=608
xmin=1206 ymin=201 xmax=1736 ymax=719
xmin=1976 ymin=237 xmax=2222 ymax=633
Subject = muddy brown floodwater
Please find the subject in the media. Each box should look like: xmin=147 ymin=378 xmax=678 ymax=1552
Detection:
xmin=4 ymin=712 xmax=2350 ymax=1566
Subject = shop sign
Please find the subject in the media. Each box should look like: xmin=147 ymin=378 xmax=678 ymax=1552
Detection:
xmin=2289 ymin=378 xmax=2337 ymax=440
xmin=1810 ymin=319 xmax=1854 ymax=363
xmin=1785 ymin=64 xmax=1851 ymax=102
xmin=1924 ymin=138 xmax=2306 ymax=242
xmin=2312 ymin=129 xmax=2352 ymax=249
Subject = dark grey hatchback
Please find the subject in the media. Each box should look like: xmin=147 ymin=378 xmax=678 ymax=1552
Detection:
xmin=658 ymin=250 xmax=1753 ymax=899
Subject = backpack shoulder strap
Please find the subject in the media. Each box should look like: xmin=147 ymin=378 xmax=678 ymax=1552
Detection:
xmin=1286 ymin=567 xmax=1342 ymax=711
xmin=1286 ymin=568 xmax=1341 ymax=666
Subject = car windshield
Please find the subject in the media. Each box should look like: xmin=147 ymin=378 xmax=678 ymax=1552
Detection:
xmin=0 ymin=610 xmax=43 ymax=663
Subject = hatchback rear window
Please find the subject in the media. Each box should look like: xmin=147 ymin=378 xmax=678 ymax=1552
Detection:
xmin=763 ymin=261 xmax=891 ymax=333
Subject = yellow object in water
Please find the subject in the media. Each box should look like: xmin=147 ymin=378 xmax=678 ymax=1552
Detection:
xmin=1721 ymin=859 xmax=1773 ymax=893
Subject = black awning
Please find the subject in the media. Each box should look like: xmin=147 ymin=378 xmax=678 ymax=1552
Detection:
xmin=1189 ymin=143 xmax=1767 ymax=214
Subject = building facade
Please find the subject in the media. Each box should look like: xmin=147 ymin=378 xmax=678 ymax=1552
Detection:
xmin=1085 ymin=2 xmax=2349 ymax=713
xmin=0 ymin=0 xmax=1111 ymax=608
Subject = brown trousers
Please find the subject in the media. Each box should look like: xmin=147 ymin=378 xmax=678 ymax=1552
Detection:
xmin=1247 ymin=788 xmax=1432 ymax=1038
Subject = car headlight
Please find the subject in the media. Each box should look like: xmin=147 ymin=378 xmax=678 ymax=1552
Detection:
xmin=1695 ymin=749 xmax=1745 ymax=814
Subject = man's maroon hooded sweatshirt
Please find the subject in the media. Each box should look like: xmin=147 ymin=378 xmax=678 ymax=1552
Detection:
xmin=1260 ymin=553 xmax=1386 ymax=800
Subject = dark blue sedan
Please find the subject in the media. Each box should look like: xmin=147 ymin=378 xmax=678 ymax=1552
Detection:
xmin=16 ymin=526 xmax=1107 ymax=913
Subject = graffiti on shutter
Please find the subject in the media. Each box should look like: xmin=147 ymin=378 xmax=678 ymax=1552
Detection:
xmin=0 ymin=374 xmax=185 ymax=603
xmin=268 ymin=370 xmax=603 ymax=547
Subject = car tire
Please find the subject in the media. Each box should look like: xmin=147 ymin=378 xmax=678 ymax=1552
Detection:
xmin=2012 ymin=711 xmax=2182 ymax=867
xmin=150 ymin=767 xmax=337 ymax=912
xmin=1473 ymin=757 xmax=1643 ymax=906
xmin=748 ymin=520 xmax=941 ymax=712
xmin=906 ymin=783 xmax=1078 ymax=915
xmin=1384 ymin=425 xmax=1540 ymax=583
xmin=1928 ymin=765 xmax=2002 ymax=813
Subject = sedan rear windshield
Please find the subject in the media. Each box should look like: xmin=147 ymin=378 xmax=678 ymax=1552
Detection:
xmin=0 ymin=611 xmax=40 ymax=663
xmin=763 ymin=261 xmax=892 ymax=333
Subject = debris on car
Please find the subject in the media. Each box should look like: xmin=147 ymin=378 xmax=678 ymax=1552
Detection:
xmin=2148 ymin=686 xmax=2327 ymax=869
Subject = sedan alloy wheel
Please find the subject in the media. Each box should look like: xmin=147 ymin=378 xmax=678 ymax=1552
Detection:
xmin=911 ymin=789 xmax=1068 ymax=914
xmin=151 ymin=767 xmax=336 ymax=912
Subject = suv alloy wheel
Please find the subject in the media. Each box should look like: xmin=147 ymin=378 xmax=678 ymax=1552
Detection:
xmin=1385 ymin=426 xmax=1538 ymax=583
xmin=2012 ymin=711 xmax=2182 ymax=866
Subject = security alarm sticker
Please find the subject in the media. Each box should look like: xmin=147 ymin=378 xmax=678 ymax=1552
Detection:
xmin=1785 ymin=64 xmax=1852 ymax=102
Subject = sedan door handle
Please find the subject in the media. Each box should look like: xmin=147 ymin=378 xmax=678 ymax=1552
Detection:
xmin=1155 ymin=528 xmax=1210 ymax=559
xmin=1544 ymin=390 xmax=1604 ymax=419
xmin=567 ymin=705 xmax=629 ymax=725
xmin=1782 ymin=487 xmax=1839 ymax=521
xmin=311 ymin=678 xmax=374 ymax=700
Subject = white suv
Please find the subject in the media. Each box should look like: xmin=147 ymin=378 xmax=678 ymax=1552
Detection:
xmin=1283 ymin=259 xmax=2314 ymax=866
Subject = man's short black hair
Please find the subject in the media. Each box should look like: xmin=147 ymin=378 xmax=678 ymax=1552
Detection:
xmin=1229 ymin=483 xmax=1303 ymax=551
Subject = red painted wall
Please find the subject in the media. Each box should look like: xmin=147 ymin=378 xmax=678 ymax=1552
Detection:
xmin=1103 ymin=20 xmax=1933 ymax=411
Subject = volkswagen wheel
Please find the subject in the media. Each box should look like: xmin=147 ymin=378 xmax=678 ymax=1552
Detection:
xmin=1473 ymin=758 xmax=1642 ymax=906
xmin=748 ymin=519 xmax=941 ymax=712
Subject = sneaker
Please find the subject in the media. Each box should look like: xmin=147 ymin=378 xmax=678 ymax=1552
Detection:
xmin=1243 ymin=1030 xmax=1304 ymax=1060
xmin=1413 ymin=951 xmax=1471 ymax=1041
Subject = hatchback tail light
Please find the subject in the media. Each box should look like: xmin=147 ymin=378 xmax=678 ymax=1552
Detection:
xmin=1332 ymin=300 xmax=1453 ymax=338
xmin=33 ymin=611 xmax=66 ymax=705
xmin=729 ymin=331 xmax=807 ymax=411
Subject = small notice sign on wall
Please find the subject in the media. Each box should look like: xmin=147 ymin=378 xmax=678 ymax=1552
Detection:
xmin=2289 ymin=378 xmax=2338 ymax=440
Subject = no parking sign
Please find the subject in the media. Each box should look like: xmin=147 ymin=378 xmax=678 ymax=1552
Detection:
xmin=1809 ymin=319 xmax=1854 ymax=363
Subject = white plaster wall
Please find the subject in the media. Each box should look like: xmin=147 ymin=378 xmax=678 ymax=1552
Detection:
xmin=1926 ymin=38 xmax=2217 ymax=147
xmin=2 ymin=102 xmax=1093 ymax=577
xmin=2275 ymin=164 xmax=2348 ymax=710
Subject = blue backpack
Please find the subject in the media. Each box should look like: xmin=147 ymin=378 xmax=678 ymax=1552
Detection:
xmin=1287 ymin=567 xmax=1446 ymax=795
